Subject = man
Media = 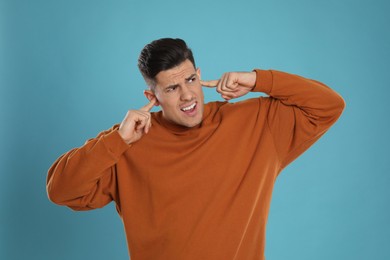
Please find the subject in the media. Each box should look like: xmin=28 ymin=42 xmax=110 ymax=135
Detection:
xmin=47 ymin=38 xmax=345 ymax=259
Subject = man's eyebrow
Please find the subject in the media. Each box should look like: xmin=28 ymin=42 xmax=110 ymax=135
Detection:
xmin=165 ymin=83 xmax=179 ymax=90
xmin=185 ymin=73 xmax=197 ymax=81
xmin=164 ymin=74 xmax=197 ymax=89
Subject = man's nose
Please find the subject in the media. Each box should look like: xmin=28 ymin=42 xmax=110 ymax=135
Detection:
xmin=180 ymin=86 xmax=194 ymax=101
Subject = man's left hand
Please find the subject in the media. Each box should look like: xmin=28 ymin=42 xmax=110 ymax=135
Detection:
xmin=200 ymin=71 xmax=257 ymax=100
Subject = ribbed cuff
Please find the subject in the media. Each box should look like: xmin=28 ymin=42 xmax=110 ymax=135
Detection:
xmin=252 ymin=69 xmax=273 ymax=94
xmin=102 ymin=129 xmax=131 ymax=159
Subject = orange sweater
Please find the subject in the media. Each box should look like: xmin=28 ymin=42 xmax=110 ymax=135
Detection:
xmin=47 ymin=69 xmax=345 ymax=260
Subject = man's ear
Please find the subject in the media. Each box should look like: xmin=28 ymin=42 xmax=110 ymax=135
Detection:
xmin=196 ymin=67 xmax=201 ymax=80
xmin=144 ymin=90 xmax=160 ymax=106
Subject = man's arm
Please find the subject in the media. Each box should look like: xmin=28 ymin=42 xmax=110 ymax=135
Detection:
xmin=46 ymin=98 xmax=156 ymax=210
xmin=202 ymin=69 xmax=345 ymax=170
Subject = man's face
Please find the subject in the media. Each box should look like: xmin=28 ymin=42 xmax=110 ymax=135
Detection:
xmin=146 ymin=59 xmax=204 ymax=128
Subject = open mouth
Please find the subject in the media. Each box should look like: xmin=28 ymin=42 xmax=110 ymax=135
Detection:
xmin=180 ymin=102 xmax=197 ymax=114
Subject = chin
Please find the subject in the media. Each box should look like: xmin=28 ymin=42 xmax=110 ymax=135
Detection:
xmin=182 ymin=118 xmax=202 ymax=128
xmin=186 ymin=123 xmax=201 ymax=128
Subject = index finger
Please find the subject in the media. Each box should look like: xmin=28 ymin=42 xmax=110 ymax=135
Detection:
xmin=140 ymin=98 xmax=156 ymax=112
xmin=200 ymin=79 xmax=219 ymax=88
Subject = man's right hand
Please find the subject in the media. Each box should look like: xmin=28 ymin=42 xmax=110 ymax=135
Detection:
xmin=118 ymin=98 xmax=157 ymax=144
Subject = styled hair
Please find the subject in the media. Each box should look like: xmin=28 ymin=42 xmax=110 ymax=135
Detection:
xmin=138 ymin=38 xmax=196 ymax=89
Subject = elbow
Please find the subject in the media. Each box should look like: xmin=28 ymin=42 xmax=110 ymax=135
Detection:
xmin=334 ymin=94 xmax=346 ymax=117
xmin=46 ymin=183 xmax=66 ymax=205
xmin=326 ymin=93 xmax=346 ymax=123
xmin=47 ymin=187 xmax=92 ymax=211
xmin=46 ymin=179 xmax=99 ymax=210
xmin=46 ymin=163 xmax=66 ymax=205
xmin=46 ymin=175 xmax=71 ymax=206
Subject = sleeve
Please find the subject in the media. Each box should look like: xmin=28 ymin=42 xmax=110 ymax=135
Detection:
xmin=253 ymin=69 xmax=345 ymax=170
xmin=46 ymin=125 xmax=130 ymax=211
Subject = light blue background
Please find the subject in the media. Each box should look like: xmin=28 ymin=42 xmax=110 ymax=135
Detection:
xmin=1 ymin=0 xmax=389 ymax=259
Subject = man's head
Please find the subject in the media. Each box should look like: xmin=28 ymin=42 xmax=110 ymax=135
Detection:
xmin=138 ymin=38 xmax=204 ymax=128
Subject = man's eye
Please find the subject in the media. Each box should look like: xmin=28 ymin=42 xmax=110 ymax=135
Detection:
xmin=166 ymin=86 xmax=177 ymax=92
xmin=188 ymin=77 xmax=196 ymax=83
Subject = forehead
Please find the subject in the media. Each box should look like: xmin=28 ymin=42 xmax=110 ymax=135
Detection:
xmin=155 ymin=60 xmax=196 ymax=88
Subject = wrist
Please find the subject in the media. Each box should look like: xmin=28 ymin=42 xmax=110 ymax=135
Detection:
xmin=249 ymin=71 xmax=257 ymax=90
xmin=251 ymin=69 xmax=273 ymax=94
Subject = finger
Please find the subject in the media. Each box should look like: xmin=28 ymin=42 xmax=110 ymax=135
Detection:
xmin=138 ymin=111 xmax=152 ymax=134
xmin=221 ymin=73 xmax=237 ymax=92
xmin=132 ymin=111 xmax=149 ymax=123
xmin=221 ymin=94 xmax=231 ymax=100
xmin=140 ymin=98 xmax=157 ymax=112
xmin=217 ymin=73 xmax=227 ymax=94
xmin=144 ymin=117 xmax=152 ymax=134
xmin=221 ymin=73 xmax=230 ymax=92
xmin=132 ymin=111 xmax=149 ymax=128
xmin=225 ymin=73 xmax=238 ymax=90
xmin=201 ymin=80 xmax=219 ymax=88
xmin=221 ymin=92 xmax=236 ymax=100
xmin=136 ymin=117 xmax=148 ymax=132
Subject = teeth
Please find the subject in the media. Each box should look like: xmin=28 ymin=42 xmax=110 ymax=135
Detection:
xmin=181 ymin=103 xmax=196 ymax=111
